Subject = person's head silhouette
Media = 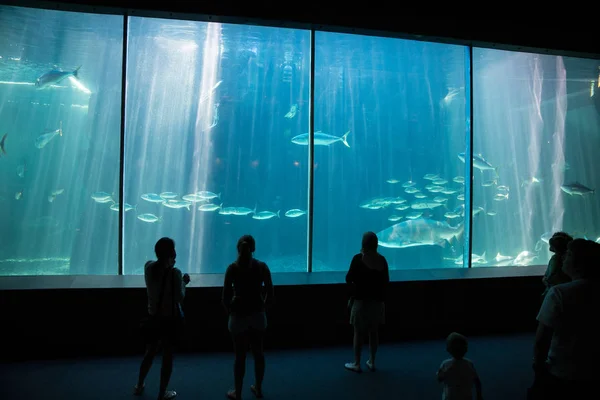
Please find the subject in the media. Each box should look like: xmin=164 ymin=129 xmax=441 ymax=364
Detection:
xmin=361 ymin=231 xmax=378 ymax=254
xmin=155 ymin=237 xmax=176 ymax=267
xmin=563 ymin=239 xmax=600 ymax=280
xmin=237 ymin=235 xmax=255 ymax=264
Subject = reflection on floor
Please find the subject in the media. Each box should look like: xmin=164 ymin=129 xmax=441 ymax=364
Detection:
xmin=0 ymin=334 xmax=534 ymax=400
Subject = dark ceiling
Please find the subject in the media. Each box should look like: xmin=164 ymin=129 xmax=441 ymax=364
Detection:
xmin=3 ymin=1 xmax=599 ymax=58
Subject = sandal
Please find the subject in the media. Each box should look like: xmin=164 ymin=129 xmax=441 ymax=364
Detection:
xmin=250 ymin=384 xmax=263 ymax=398
xmin=344 ymin=362 xmax=362 ymax=373
xmin=133 ymin=384 xmax=145 ymax=396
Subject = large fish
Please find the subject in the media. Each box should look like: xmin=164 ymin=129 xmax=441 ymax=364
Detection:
xmin=35 ymin=121 xmax=63 ymax=149
xmin=560 ymin=182 xmax=594 ymax=196
xmin=458 ymin=152 xmax=497 ymax=174
xmin=291 ymin=130 xmax=350 ymax=148
xmin=376 ymin=218 xmax=464 ymax=249
xmin=35 ymin=66 xmax=81 ymax=89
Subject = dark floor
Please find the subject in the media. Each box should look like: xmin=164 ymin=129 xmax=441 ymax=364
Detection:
xmin=0 ymin=334 xmax=534 ymax=400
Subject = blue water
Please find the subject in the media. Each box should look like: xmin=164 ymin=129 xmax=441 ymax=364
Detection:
xmin=1 ymin=6 xmax=599 ymax=276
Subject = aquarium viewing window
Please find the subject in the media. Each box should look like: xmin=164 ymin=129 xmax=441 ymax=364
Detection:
xmin=0 ymin=4 xmax=599 ymax=278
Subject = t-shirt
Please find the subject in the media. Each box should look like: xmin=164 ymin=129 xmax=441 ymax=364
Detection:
xmin=144 ymin=261 xmax=185 ymax=317
xmin=537 ymin=279 xmax=600 ymax=381
xmin=437 ymin=358 xmax=479 ymax=400
xmin=346 ymin=253 xmax=389 ymax=302
xmin=223 ymin=259 xmax=271 ymax=316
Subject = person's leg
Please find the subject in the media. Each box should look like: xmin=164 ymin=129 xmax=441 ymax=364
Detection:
xmin=157 ymin=339 xmax=175 ymax=400
xmin=135 ymin=341 xmax=159 ymax=393
xmin=231 ymin=332 xmax=248 ymax=400
xmin=249 ymin=328 xmax=265 ymax=396
xmin=353 ymin=324 xmax=363 ymax=365
xmin=368 ymin=328 xmax=379 ymax=367
xmin=345 ymin=324 xmax=363 ymax=371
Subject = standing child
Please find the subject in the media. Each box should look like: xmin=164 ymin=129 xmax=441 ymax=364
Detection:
xmin=541 ymin=232 xmax=573 ymax=297
xmin=436 ymin=332 xmax=483 ymax=400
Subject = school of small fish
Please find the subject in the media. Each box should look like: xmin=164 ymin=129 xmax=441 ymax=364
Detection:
xmin=361 ymin=150 xmax=594 ymax=267
xmin=91 ymin=190 xmax=306 ymax=224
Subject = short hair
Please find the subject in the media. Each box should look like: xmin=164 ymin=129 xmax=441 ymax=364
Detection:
xmin=446 ymin=332 xmax=468 ymax=359
xmin=237 ymin=234 xmax=256 ymax=253
xmin=567 ymin=239 xmax=600 ymax=279
xmin=549 ymin=231 xmax=573 ymax=253
xmin=155 ymin=237 xmax=175 ymax=260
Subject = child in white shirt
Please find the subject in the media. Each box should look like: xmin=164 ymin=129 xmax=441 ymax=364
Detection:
xmin=436 ymin=332 xmax=483 ymax=400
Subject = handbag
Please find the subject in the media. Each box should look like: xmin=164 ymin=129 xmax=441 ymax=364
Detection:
xmin=139 ymin=267 xmax=171 ymax=339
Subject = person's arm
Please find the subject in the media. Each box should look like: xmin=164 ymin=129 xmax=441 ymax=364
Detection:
xmin=436 ymin=362 xmax=445 ymax=382
xmin=144 ymin=262 xmax=153 ymax=311
xmin=474 ymin=375 xmax=483 ymax=400
xmin=222 ymin=265 xmax=234 ymax=313
xmin=533 ymin=287 xmax=560 ymax=369
xmin=383 ymin=257 xmax=390 ymax=286
xmin=542 ymin=258 xmax=552 ymax=286
xmin=472 ymin=363 xmax=483 ymax=400
xmin=346 ymin=255 xmax=359 ymax=284
xmin=346 ymin=256 xmax=360 ymax=299
xmin=144 ymin=261 xmax=152 ymax=290
xmin=545 ymin=257 xmax=564 ymax=286
xmin=172 ymin=268 xmax=185 ymax=303
xmin=263 ymin=264 xmax=274 ymax=307
xmin=533 ymin=322 xmax=553 ymax=370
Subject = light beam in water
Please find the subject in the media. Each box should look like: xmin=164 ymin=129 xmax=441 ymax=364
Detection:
xmin=189 ymin=22 xmax=222 ymax=271
xmin=550 ymin=56 xmax=567 ymax=235
xmin=523 ymin=55 xmax=544 ymax=249
xmin=68 ymin=76 xmax=91 ymax=94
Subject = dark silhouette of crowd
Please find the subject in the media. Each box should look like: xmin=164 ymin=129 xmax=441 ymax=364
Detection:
xmin=528 ymin=235 xmax=600 ymax=400
xmin=133 ymin=230 xmax=599 ymax=400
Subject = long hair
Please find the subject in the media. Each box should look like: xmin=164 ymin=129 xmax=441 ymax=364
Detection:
xmin=361 ymin=231 xmax=386 ymax=271
xmin=361 ymin=231 xmax=378 ymax=253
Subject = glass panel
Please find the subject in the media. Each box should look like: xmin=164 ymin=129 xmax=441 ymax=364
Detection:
xmin=472 ymin=48 xmax=600 ymax=267
xmin=124 ymin=18 xmax=310 ymax=274
xmin=0 ymin=6 xmax=123 ymax=276
xmin=313 ymin=32 xmax=468 ymax=271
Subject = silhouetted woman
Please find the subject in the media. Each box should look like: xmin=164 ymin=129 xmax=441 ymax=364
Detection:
xmin=223 ymin=235 xmax=274 ymax=400
xmin=135 ymin=237 xmax=190 ymax=400
xmin=531 ymin=239 xmax=600 ymax=399
xmin=541 ymin=232 xmax=573 ymax=297
xmin=345 ymin=231 xmax=390 ymax=372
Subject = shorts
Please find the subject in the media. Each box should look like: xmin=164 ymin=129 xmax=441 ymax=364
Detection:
xmin=528 ymin=368 xmax=595 ymax=400
xmin=228 ymin=312 xmax=267 ymax=335
xmin=350 ymin=300 xmax=385 ymax=330
xmin=142 ymin=315 xmax=184 ymax=345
